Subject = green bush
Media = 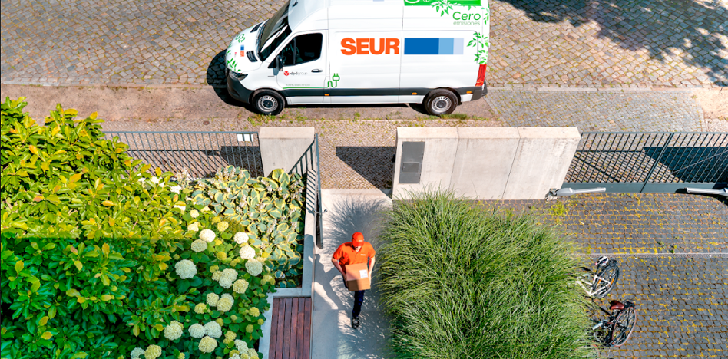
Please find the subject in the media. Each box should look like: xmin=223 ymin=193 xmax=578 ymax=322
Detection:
xmin=1 ymin=98 xmax=304 ymax=359
xmin=377 ymin=189 xmax=592 ymax=359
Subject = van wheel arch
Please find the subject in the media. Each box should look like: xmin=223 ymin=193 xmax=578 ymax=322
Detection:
xmin=251 ymin=89 xmax=286 ymax=116
xmin=250 ymin=88 xmax=287 ymax=106
xmin=423 ymin=88 xmax=459 ymax=116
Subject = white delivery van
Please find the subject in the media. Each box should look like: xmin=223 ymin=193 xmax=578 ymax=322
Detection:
xmin=225 ymin=0 xmax=490 ymax=116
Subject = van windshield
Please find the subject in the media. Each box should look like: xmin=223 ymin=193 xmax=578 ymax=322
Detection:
xmin=258 ymin=1 xmax=291 ymax=61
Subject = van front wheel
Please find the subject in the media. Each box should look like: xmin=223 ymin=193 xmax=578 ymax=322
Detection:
xmin=424 ymin=89 xmax=457 ymax=116
xmin=253 ymin=90 xmax=285 ymax=116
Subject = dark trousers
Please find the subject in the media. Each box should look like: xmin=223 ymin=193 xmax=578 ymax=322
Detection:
xmin=342 ymin=276 xmax=366 ymax=319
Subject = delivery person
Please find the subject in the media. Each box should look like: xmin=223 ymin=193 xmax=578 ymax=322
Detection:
xmin=332 ymin=232 xmax=376 ymax=329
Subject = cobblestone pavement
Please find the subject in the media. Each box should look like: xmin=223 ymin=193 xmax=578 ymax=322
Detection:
xmin=485 ymin=89 xmax=705 ymax=131
xmin=2 ymin=0 xmax=726 ymax=87
xmin=479 ymin=193 xmax=728 ymax=358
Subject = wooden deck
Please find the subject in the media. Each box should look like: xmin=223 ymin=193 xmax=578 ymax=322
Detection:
xmin=269 ymin=297 xmax=312 ymax=359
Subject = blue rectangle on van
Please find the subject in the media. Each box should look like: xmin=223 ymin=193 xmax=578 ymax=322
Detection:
xmin=405 ymin=38 xmax=464 ymax=55
xmin=404 ymin=38 xmax=439 ymax=54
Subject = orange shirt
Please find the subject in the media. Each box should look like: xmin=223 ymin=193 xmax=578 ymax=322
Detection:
xmin=332 ymin=242 xmax=376 ymax=273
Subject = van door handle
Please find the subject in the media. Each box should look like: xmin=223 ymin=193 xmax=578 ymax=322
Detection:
xmin=312 ymin=69 xmax=322 ymax=73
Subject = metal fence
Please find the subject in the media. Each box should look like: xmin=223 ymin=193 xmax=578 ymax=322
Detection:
xmin=104 ymin=130 xmax=325 ymax=249
xmin=563 ymin=132 xmax=728 ymax=193
xmin=103 ymin=131 xmax=263 ymax=179
xmin=289 ymin=134 xmax=324 ymax=249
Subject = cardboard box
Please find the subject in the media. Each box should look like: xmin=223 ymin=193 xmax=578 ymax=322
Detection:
xmin=344 ymin=262 xmax=371 ymax=291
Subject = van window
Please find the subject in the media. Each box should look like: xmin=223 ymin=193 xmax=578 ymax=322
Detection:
xmin=258 ymin=1 xmax=290 ymax=61
xmin=277 ymin=33 xmax=324 ymax=67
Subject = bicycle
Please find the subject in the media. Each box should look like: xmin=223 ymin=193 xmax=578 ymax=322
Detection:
xmin=591 ymin=300 xmax=637 ymax=347
xmin=575 ymin=256 xmax=620 ymax=298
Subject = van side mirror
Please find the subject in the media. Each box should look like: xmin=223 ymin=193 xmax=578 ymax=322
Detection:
xmin=276 ymin=55 xmax=284 ymax=71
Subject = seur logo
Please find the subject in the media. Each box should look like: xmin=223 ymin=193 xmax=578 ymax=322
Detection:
xmin=341 ymin=38 xmax=400 ymax=55
xmin=284 ymin=71 xmax=289 ymax=76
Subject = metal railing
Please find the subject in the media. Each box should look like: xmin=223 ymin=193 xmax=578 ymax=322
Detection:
xmin=290 ymin=134 xmax=324 ymax=249
xmin=563 ymin=132 xmax=728 ymax=193
xmin=103 ymin=131 xmax=263 ymax=179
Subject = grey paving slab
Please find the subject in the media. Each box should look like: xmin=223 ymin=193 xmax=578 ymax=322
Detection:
xmin=2 ymin=0 xmax=726 ymax=87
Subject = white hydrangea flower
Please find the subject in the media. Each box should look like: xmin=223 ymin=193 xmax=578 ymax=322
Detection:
xmin=204 ymin=321 xmax=222 ymax=339
xmin=248 ymin=348 xmax=259 ymax=359
xmin=191 ymin=239 xmax=208 ymax=253
xmin=248 ymin=307 xmax=260 ymax=317
xmin=150 ymin=176 xmax=160 ymax=184
xmin=239 ymin=245 xmax=256 ymax=260
xmin=190 ymin=209 xmax=200 ymax=218
xmin=187 ymin=222 xmax=200 ymax=232
xmin=145 ymin=344 xmax=162 ymax=359
xmin=189 ymin=323 xmax=206 ymax=338
xmin=219 ymin=277 xmax=233 ymax=289
xmin=216 ymin=296 xmax=233 ymax=312
xmin=221 ymin=268 xmax=238 ymax=281
xmin=207 ymin=292 xmax=220 ymax=307
xmin=170 ymin=185 xmax=182 ymax=194
xmin=212 ymin=270 xmax=222 ymax=281
xmin=131 ymin=347 xmax=145 ymax=359
xmin=233 ymin=232 xmax=249 ymax=244
xmin=164 ymin=321 xmax=184 ymax=341
xmin=245 ymin=259 xmax=263 ymax=276
xmin=174 ymin=259 xmax=197 ymax=279
xmin=200 ymin=228 xmax=216 ymax=243
xmin=230 ymin=354 xmax=241 ymax=359
xmin=235 ymin=339 xmax=248 ymax=352
xmin=199 ymin=336 xmax=218 ymax=353
xmin=232 ymin=279 xmax=249 ymax=294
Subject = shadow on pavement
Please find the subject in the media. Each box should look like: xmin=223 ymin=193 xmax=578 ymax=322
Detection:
xmin=500 ymin=0 xmax=728 ymax=85
xmin=335 ymin=147 xmax=396 ymax=189
xmin=207 ymin=50 xmax=256 ymax=111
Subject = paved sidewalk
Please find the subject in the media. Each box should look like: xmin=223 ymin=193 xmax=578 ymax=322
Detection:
xmin=311 ymin=189 xmax=393 ymax=359
xmin=2 ymin=0 xmax=726 ymax=87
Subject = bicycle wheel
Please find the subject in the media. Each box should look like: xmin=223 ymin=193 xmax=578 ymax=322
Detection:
xmin=591 ymin=261 xmax=620 ymax=298
xmin=609 ymin=306 xmax=636 ymax=347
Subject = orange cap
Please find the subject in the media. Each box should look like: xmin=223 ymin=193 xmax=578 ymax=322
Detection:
xmin=351 ymin=232 xmax=364 ymax=246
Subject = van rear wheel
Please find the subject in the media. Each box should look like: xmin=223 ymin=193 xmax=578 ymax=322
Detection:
xmin=252 ymin=90 xmax=285 ymax=116
xmin=424 ymin=89 xmax=457 ymax=116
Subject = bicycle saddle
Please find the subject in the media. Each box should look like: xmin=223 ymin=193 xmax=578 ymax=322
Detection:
xmin=609 ymin=300 xmax=624 ymax=310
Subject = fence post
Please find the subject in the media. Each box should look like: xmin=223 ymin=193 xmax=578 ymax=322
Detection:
xmin=315 ymin=133 xmax=323 ymax=250
xmin=639 ymin=133 xmax=674 ymax=193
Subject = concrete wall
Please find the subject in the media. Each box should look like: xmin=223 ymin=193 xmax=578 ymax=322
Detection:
xmin=259 ymin=127 xmax=315 ymax=176
xmin=392 ymin=127 xmax=581 ymax=200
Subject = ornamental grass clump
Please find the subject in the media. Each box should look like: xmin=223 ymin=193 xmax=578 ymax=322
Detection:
xmin=378 ymin=189 xmax=592 ymax=359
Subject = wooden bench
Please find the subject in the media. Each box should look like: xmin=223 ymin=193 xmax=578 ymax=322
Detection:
xmin=268 ymin=297 xmax=311 ymax=359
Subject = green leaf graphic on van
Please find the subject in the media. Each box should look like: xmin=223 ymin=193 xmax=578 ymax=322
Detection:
xmin=431 ymin=0 xmax=453 ymax=15
xmin=468 ymin=31 xmax=490 ymax=64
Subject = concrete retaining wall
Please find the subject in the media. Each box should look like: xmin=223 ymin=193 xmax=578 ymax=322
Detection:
xmin=392 ymin=127 xmax=580 ymax=200
xmin=259 ymin=127 xmax=315 ymax=176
